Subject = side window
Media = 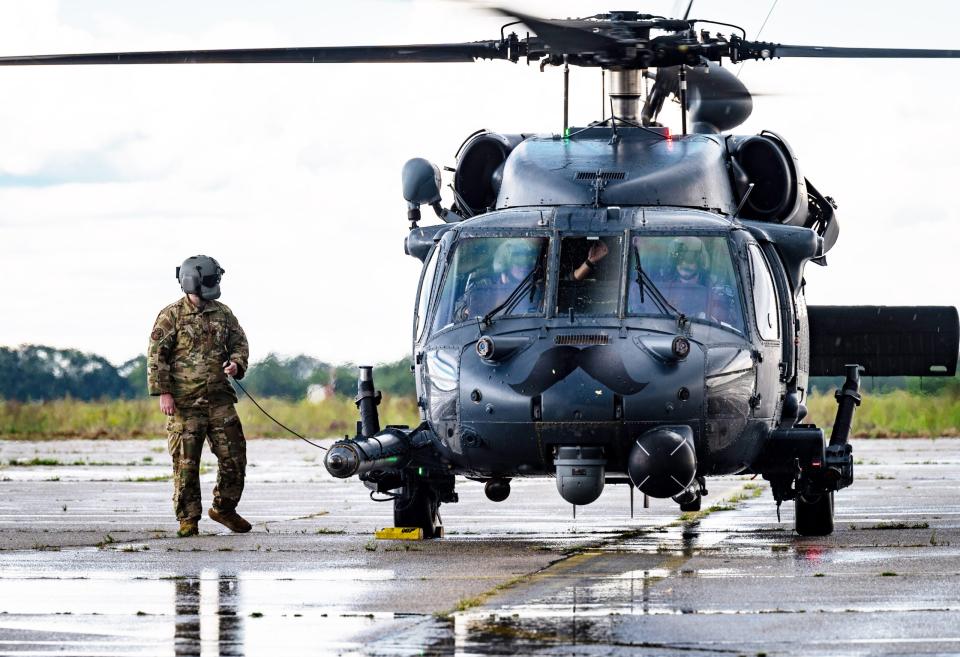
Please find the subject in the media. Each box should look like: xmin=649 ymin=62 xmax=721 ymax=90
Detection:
xmin=414 ymin=246 xmax=440 ymax=343
xmin=748 ymin=244 xmax=780 ymax=341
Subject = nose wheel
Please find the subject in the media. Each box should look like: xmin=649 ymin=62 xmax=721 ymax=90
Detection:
xmin=794 ymin=491 xmax=834 ymax=536
xmin=392 ymin=471 xmax=456 ymax=539
xmin=393 ymin=484 xmax=441 ymax=538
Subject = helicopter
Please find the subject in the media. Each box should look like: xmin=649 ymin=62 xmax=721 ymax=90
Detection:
xmin=2 ymin=7 xmax=958 ymax=538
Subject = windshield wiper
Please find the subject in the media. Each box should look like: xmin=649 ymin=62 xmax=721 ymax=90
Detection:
xmin=632 ymin=244 xmax=684 ymax=322
xmin=481 ymin=252 xmax=545 ymax=326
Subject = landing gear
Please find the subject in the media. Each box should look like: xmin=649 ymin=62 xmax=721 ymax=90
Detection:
xmin=394 ymin=482 xmax=442 ymax=538
xmin=759 ymin=365 xmax=862 ymax=537
xmin=392 ymin=471 xmax=457 ymax=539
xmin=795 ymin=491 xmax=834 ymax=536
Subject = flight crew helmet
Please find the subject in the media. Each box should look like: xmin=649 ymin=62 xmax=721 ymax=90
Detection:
xmin=493 ymin=239 xmax=540 ymax=278
xmin=176 ymin=255 xmax=225 ymax=301
xmin=668 ymin=236 xmax=709 ymax=281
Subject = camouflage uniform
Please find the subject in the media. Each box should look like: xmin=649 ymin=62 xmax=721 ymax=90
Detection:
xmin=148 ymin=297 xmax=249 ymax=522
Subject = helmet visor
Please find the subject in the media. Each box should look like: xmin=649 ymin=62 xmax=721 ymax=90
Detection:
xmin=200 ymin=273 xmax=222 ymax=287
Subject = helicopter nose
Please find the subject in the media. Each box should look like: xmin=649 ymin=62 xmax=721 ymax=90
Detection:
xmin=627 ymin=426 xmax=696 ymax=498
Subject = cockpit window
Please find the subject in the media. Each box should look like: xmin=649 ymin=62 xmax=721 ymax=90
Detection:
xmin=556 ymin=235 xmax=623 ymax=316
xmin=627 ymin=234 xmax=745 ymax=334
xmin=430 ymin=236 xmax=548 ymax=333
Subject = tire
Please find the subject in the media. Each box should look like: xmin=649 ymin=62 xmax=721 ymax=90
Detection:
xmin=393 ymin=483 xmax=441 ymax=538
xmin=795 ymin=491 xmax=834 ymax=536
xmin=679 ymin=493 xmax=702 ymax=512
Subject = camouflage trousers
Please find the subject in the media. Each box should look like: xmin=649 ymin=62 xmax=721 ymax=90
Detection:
xmin=166 ymin=402 xmax=246 ymax=522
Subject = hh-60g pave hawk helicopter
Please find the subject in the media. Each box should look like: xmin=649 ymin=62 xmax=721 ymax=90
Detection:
xmin=4 ymin=7 xmax=958 ymax=538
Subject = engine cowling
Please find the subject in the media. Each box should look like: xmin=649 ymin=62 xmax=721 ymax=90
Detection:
xmin=727 ymin=133 xmax=804 ymax=223
xmin=453 ymin=131 xmax=527 ymax=216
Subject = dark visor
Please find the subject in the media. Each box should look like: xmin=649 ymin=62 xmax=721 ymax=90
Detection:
xmin=200 ymin=273 xmax=221 ymax=287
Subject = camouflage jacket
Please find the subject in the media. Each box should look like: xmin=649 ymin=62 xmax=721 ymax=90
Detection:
xmin=147 ymin=297 xmax=249 ymax=406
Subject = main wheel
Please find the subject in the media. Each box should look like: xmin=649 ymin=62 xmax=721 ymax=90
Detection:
xmin=393 ymin=482 xmax=442 ymax=538
xmin=794 ymin=491 xmax=834 ymax=536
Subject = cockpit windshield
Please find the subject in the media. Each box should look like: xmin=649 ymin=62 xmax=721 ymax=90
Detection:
xmin=627 ymin=234 xmax=745 ymax=334
xmin=431 ymin=236 xmax=547 ymax=333
xmin=556 ymin=235 xmax=623 ymax=316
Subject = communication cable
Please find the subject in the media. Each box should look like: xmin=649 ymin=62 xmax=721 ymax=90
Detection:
xmin=230 ymin=376 xmax=328 ymax=451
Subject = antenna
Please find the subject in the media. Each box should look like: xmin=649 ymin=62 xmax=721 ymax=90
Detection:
xmin=735 ymin=183 xmax=756 ymax=215
xmin=563 ymin=62 xmax=570 ymax=135
xmin=679 ymin=65 xmax=688 ymax=135
xmin=601 ymin=69 xmax=606 ymax=120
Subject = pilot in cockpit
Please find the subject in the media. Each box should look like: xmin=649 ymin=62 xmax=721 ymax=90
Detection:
xmin=660 ymin=236 xmax=712 ymax=314
xmin=643 ymin=235 xmax=738 ymax=325
xmin=453 ymin=238 xmax=545 ymax=322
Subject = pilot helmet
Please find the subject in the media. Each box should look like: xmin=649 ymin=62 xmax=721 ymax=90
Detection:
xmin=493 ymin=239 xmax=540 ymax=275
xmin=176 ymin=255 xmax=225 ymax=301
xmin=669 ymin=236 xmax=708 ymax=271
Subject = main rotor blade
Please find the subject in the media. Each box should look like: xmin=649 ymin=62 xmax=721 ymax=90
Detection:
xmin=491 ymin=7 xmax=622 ymax=52
xmin=764 ymin=43 xmax=960 ymax=59
xmin=0 ymin=42 xmax=506 ymax=66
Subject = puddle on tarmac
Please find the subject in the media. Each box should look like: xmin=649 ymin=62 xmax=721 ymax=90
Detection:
xmin=0 ymin=569 xmax=414 ymax=657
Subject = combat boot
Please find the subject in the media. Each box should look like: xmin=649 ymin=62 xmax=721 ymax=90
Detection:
xmin=177 ymin=518 xmax=199 ymax=537
xmin=208 ymin=507 xmax=252 ymax=533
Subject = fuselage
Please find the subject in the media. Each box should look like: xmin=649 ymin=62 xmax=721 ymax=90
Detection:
xmin=412 ymin=206 xmax=809 ymax=480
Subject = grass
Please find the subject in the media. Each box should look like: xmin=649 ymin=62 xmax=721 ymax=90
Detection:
xmin=128 ymin=474 xmax=172 ymax=482
xmin=0 ymin=395 xmax=419 ymax=440
xmin=445 ymin=573 xmax=530 ymax=617
xmin=1 ymin=387 xmax=957 ymax=440
xmin=7 ymin=457 xmax=61 ymax=466
xmin=673 ymin=483 xmax=764 ymax=525
xmin=2 ymin=388 xmax=955 ymax=440
xmin=806 ymin=388 xmax=960 ymax=438
xmin=862 ymin=521 xmax=929 ymax=530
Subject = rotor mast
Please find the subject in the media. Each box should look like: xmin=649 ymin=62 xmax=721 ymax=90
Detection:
xmin=608 ymin=69 xmax=643 ymax=125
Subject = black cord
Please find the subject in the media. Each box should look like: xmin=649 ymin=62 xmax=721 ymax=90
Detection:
xmin=231 ymin=378 xmax=327 ymax=451
xmin=370 ymin=490 xmax=400 ymax=502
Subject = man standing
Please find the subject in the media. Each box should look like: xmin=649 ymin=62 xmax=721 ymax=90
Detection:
xmin=148 ymin=255 xmax=252 ymax=537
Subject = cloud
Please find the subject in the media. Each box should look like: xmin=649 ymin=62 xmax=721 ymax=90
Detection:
xmin=0 ymin=0 xmax=958 ymax=365
xmin=0 ymin=133 xmax=160 ymax=188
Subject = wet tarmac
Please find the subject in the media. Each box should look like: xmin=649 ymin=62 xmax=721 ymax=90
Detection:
xmin=0 ymin=438 xmax=957 ymax=655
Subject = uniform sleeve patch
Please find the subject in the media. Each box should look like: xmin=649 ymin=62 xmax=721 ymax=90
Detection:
xmin=151 ymin=328 xmax=164 ymax=341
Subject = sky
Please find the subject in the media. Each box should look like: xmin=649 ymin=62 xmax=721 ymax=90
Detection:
xmin=0 ymin=0 xmax=958 ymax=366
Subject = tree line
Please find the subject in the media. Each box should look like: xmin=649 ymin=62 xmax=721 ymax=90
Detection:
xmin=1 ymin=344 xmax=955 ymax=403
xmin=0 ymin=345 xmax=415 ymax=402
